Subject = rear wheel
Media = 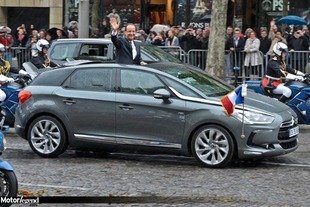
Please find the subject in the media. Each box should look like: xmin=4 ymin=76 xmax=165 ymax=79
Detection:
xmin=191 ymin=125 xmax=234 ymax=168
xmin=0 ymin=170 xmax=18 ymax=199
xmin=27 ymin=116 xmax=68 ymax=158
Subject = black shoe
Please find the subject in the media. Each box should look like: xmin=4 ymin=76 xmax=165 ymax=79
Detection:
xmin=278 ymin=95 xmax=288 ymax=103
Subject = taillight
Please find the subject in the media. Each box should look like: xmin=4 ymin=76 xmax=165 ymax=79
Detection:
xmin=18 ymin=90 xmax=32 ymax=104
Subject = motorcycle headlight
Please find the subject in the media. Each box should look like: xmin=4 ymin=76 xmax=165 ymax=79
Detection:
xmin=233 ymin=109 xmax=275 ymax=124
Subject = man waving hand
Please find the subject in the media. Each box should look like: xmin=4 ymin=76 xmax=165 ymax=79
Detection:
xmin=110 ymin=17 xmax=141 ymax=65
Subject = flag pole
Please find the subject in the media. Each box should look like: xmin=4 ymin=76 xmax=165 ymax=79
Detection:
xmin=241 ymin=83 xmax=247 ymax=139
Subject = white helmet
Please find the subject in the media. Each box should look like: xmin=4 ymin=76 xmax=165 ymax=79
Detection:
xmin=0 ymin=43 xmax=5 ymax=52
xmin=273 ymin=42 xmax=288 ymax=56
xmin=36 ymin=39 xmax=50 ymax=52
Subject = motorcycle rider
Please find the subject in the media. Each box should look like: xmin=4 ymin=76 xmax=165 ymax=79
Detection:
xmin=261 ymin=42 xmax=305 ymax=102
xmin=0 ymin=43 xmax=14 ymax=101
xmin=31 ymin=39 xmax=57 ymax=69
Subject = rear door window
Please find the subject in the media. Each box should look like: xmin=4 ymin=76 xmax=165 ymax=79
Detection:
xmin=64 ymin=68 xmax=114 ymax=91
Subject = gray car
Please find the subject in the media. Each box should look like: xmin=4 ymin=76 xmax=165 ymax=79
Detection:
xmin=14 ymin=62 xmax=299 ymax=168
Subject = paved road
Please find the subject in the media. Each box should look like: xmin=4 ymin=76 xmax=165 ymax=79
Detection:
xmin=2 ymin=125 xmax=310 ymax=207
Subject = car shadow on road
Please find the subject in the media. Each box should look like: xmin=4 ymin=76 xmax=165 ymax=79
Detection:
xmin=4 ymin=147 xmax=300 ymax=169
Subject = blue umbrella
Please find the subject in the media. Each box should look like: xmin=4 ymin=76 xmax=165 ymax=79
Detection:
xmin=277 ymin=15 xmax=307 ymax=25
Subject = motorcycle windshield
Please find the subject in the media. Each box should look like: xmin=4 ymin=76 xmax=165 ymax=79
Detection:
xmin=22 ymin=62 xmax=39 ymax=80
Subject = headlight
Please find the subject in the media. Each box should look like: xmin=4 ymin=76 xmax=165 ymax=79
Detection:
xmin=233 ymin=109 xmax=275 ymax=124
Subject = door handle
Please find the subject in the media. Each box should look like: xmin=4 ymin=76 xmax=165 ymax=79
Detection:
xmin=118 ymin=104 xmax=134 ymax=110
xmin=63 ymin=99 xmax=76 ymax=105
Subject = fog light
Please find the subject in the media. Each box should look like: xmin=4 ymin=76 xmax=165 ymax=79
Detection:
xmin=262 ymin=144 xmax=274 ymax=149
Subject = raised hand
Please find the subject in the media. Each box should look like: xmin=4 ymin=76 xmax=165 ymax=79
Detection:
xmin=110 ymin=17 xmax=119 ymax=32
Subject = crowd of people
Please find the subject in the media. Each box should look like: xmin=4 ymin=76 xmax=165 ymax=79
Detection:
xmin=0 ymin=18 xmax=309 ymax=71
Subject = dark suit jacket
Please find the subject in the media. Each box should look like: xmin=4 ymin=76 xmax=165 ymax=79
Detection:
xmin=111 ymin=34 xmax=141 ymax=65
xmin=225 ymin=37 xmax=246 ymax=52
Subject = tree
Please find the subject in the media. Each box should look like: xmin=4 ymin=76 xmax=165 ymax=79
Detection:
xmin=91 ymin=0 xmax=100 ymax=31
xmin=206 ymin=0 xmax=228 ymax=78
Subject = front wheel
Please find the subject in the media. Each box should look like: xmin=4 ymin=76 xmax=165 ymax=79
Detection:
xmin=191 ymin=125 xmax=234 ymax=168
xmin=0 ymin=170 xmax=18 ymax=199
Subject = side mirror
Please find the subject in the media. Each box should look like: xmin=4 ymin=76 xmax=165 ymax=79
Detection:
xmin=153 ymin=88 xmax=171 ymax=100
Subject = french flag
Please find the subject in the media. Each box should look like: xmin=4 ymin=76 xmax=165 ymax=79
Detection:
xmin=221 ymin=84 xmax=247 ymax=116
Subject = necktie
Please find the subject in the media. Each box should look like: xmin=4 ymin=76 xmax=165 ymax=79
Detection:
xmin=131 ymin=41 xmax=137 ymax=60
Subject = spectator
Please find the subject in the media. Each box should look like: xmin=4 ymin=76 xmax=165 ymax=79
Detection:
xmin=165 ymin=29 xmax=179 ymax=46
xmin=26 ymin=34 xmax=38 ymax=57
xmin=145 ymin=31 xmax=157 ymax=45
xmin=225 ymin=28 xmax=246 ymax=75
xmin=268 ymin=31 xmax=287 ymax=55
xmin=71 ymin=28 xmax=79 ymax=38
xmin=244 ymin=31 xmax=263 ymax=79
xmin=288 ymin=29 xmax=309 ymax=70
xmin=152 ymin=31 xmax=165 ymax=46
xmin=268 ymin=19 xmax=278 ymax=40
xmin=196 ymin=28 xmax=203 ymax=40
xmin=0 ymin=27 xmax=14 ymax=63
xmin=179 ymin=27 xmax=200 ymax=52
xmin=90 ymin=28 xmax=100 ymax=38
xmin=98 ymin=17 xmax=111 ymax=38
xmin=199 ymin=27 xmax=210 ymax=50
xmin=45 ymin=33 xmax=53 ymax=44
xmin=259 ymin=29 xmax=271 ymax=55
xmin=38 ymin=29 xmax=46 ymax=39
xmin=244 ymin=27 xmax=254 ymax=40
xmin=15 ymin=26 xmax=28 ymax=47
xmin=226 ymin=26 xmax=233 ymax=40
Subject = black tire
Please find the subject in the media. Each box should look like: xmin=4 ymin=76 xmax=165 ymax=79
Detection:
xmin=191 ymin=125 xmax=234 ymax=168
xmin=0 ymin=170 xmax=18 ymax=203
xmin=27 ymin=116 xmax=68 ymax=158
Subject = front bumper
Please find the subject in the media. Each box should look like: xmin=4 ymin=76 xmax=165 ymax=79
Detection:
xmin=238 ymin=117 xmax=299 ymax=159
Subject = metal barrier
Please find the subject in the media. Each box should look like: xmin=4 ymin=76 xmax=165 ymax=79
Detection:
xmin=158 ymin=46 xmax=187 ymax=63
xmin=10 ymin=47 xmax=32 ymax=69
xmin=9 ymin=46 xmax=310 ymax=81
xmin=187 ymin=49 xmax=208 ymax=70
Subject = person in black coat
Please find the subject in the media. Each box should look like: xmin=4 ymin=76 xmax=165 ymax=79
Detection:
xmin=225 ymin=28 xmax=246 ymax=70
xmin=259 ymin=30 xmax=271 ymax=55
xmin=110 ymin=17 xmax=141 ymax=65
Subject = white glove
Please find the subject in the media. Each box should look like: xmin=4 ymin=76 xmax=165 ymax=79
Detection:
xmin=6 ymin=78 xmax=14 ymax=83
xmin=296 ymin=71 xmax=305 ymax=76
xmin=295 ymin=76 xmax=304 ymax=81
xmin=18 ymin=69 xmax=28 ymax=75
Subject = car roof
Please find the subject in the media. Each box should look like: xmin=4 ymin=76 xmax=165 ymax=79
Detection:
xmin=53 ymin=38 xmax=112 ymax=44
xmin=52 ymin=38 xmax=142 ymax=44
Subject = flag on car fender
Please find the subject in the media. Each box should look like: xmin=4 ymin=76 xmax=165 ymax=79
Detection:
xmin=221 ymin=84 xmax=247 ymax=116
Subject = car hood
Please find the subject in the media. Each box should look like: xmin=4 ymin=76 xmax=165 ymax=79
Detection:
xmin=241 ymin=91 xmax=291 ymax=114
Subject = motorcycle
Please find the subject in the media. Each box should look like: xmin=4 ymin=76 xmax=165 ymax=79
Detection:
xmin=0 ymin=62 xmax=37 ymax=128
xmin=246 ymin=74 xmax=310 ymax=125
xmin=0 ymin=111 xmax=18 ymax=199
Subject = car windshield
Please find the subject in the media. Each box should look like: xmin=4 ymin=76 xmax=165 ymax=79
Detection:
xmin=141 ymin=45 xmax=182 ymax=64
xmin=161 ymin=66 xmax=232 ymax=97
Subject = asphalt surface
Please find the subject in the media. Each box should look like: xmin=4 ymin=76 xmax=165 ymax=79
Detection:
xmin=2 ymin=125 xmax=310 ymax=207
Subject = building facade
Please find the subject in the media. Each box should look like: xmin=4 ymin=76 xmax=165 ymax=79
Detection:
xmin=0 ymin=0 xmax=63 ymax=31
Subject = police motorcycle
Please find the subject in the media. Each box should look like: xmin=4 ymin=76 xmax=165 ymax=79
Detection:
xmin=246 ymin=43 xmax=310 ymax=125
xmin=0 ymin=111 xmax=18 ymax=199
xmin=0 ymin=71 xmax=32 ymax=128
